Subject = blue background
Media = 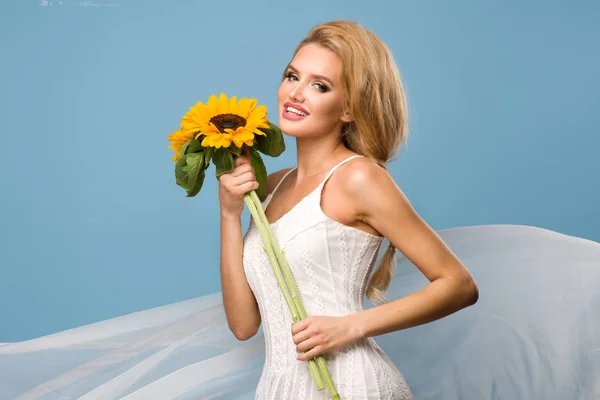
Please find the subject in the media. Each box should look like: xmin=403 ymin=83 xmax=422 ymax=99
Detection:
xmin=1 ymin=0 xmax=598 ymax=342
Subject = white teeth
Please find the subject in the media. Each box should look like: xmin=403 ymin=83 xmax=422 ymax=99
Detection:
xmin=286 ymin=106 xmax=308 ymax=116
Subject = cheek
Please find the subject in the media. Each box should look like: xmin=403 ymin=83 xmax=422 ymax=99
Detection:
xmin=277 ymin=82 xmax=288 ymax=103
xmin=278 ymin=79 xmax=292 ymax=94
xmin=315 ymin=98 xmax=342 ymax=120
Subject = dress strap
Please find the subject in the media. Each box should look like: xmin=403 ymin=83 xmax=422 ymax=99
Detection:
xmin=320 ymin=154 xmax=362 ymax=186
xmin=264 ymin=167 xmax=297 ymax=204
xmin=263 ymin=155 xmax=363 ymax=207
xmin=313 ymin=154 xmax=363 ymax=203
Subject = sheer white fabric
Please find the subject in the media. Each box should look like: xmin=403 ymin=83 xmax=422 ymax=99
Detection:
xmin=1 ymin=226 xmax=599 ymax=398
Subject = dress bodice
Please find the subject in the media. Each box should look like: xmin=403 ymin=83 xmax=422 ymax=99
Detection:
xmin=242 ymin=155 xmax=412 ymax=399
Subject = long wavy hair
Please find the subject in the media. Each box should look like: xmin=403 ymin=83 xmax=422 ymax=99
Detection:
xmin=290 ymin=20 xmax=409 ymax=306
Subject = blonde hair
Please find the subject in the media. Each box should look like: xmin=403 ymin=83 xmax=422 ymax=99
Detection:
xmin=291 ymin=20 xmax=409 ymax=306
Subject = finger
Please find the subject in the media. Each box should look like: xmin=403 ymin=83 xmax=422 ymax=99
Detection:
xmin=220 ymin=171 xmax=255 ymax=190
xmin=298 ymin=345 xmax=324 ymax=361
xmin=291 ymin=318 xmax=310 ymax=335
xmin=237 ymin=180 xmax=259 ymax=194
xmin=296 ymin=335 xmax=320 ymax=353
xmin=232 ymin=171 xmax=255 ymax=185
xmin=233 ymin=153 xmax=250 ymax=167
xmin=292 ymin=328 xmax=311 ymax=345
xmin=242 ymin=147 xmax=250 ymax=157
xmin=230 ymin=165 xmax=253 ymax=178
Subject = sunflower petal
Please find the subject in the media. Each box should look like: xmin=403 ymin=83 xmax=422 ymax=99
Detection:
xmin=235 ymin=128 xmax=255 ymax=141
xmin=248 ymin=104 xmax=268 ymax=121
xmin=221 ymin=136 xmax=232 ymax=148
xmin=180 ymin=118 xmax=201 ymax=133
xmin=218 ymin=93 xmax=230 ymax=114
xmin=247 ymin=114 xmax=269 ymax=129
xmin=214 ymin=136 xmax=225 ymax=148
xmin=191 ymin=102 xmax=213 ymax=123
xmin=206 ymin=122 xmax=221 ymax=135
xmin=229 ymin=96 xmax=237 ymax=111
xmin=250 ymin=127 xmax=267 ymax=136
xmin=207 ymin=94 xmax=218 ymax=116
xmin=247 ymin=98 xmax=258 ymax=115
xmin=232 ymin=98 xmax=250 ymax=118
xmin=232 ymin=137 xmax=244 ymax=148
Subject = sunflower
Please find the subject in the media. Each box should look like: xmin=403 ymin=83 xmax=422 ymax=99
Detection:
xmin=181 ymin=93 xmax=269 ymax=150
xmin=167 ymin=128 xmax=194 ymax=162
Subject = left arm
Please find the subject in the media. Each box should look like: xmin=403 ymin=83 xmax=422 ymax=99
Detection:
xmin=348 ymin=161 xmax=479 ymax=338
xmin=292 ymin=160 xmax=479 ymax=360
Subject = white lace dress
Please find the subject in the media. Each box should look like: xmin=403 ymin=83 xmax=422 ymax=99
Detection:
xmin=242 ymin=155 xmax=413 ymax=399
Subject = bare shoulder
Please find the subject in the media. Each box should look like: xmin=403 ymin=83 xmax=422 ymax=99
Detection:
xmin=335 ymin=156 xmax=404 ymax=218
xmin=336 ymin=156 xmax=391 ymax=193
xmin=338 ymin=156 xmax=386 ymax=185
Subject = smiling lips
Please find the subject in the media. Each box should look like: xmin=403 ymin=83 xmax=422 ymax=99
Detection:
xmin=283 ymin=101 xmax=309 ymax=121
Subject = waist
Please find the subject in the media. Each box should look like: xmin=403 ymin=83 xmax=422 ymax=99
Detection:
xmin=263 ymin=337 xmax=395 ymax=374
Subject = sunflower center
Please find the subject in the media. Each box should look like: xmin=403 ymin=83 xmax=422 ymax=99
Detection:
xmin=210 ymin=114 xmax=247 ymax=133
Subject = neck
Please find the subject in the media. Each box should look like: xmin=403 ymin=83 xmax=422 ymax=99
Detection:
xmin=294 ymin=135 xmax=348 ymax=181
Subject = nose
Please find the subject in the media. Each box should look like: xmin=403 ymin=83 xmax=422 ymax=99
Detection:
xmin=289 ymin=81 xmax=305 ymax=103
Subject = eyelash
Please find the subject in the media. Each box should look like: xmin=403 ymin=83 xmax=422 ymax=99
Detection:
xmin=284 ymin=73 xmax=328 ymax=92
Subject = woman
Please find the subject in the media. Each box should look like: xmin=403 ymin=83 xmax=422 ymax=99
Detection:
xmin=2 ymin=19 xmax=599 ymax=400
xmin=218 ymin=20 xmax=479 ymax=399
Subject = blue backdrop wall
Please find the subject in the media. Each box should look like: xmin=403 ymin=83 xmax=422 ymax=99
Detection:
xmin=1 ymin=0 xmax=598 ymax=342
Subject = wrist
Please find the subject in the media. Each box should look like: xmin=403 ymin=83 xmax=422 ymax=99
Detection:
xmin=346 ymin=311 xmax=367 ymax=341
xmin=220 ymin=210 xmax=240 ymax=222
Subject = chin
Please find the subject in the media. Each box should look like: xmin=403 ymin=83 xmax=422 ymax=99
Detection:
xmin=278 ymin=118 xmax=305 ymax=138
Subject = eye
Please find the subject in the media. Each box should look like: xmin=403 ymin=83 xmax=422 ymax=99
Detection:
xmin=284 ymin=72 xmax=329 ymax=93
xmin=314 ymin=83 xmax=328 ymax=92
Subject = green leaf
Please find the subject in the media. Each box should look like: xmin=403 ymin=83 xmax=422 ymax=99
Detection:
xmin=213 ymin=147 xmax=234 ymax=178
xmin=179 ymin=141 xmax=191 ymax=158
xmin=183 ymin=137 xmax=202 ymax=155
xmin=186 ymin=169 xmax=205 ymax=197
xmin=230 ymin=145 xmax=243 ymax=156
xmin=254 ymin=122 xmax=285 ymax=157
xmin=203 ymin=146 xmax=214 ymax=168
xmin=186 ymin=152 xmax=205 ymax=197
xmin=249 ymin=147 xmax=267 ymax=198
xmin=175 ymin=154 xmax=190 ymax=190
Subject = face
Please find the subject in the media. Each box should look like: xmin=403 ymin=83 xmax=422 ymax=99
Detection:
xmin=277 ymin=43 xmax=352 ymax=139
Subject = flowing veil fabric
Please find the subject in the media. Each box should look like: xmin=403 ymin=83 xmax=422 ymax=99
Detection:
xmin=1 ymin=225 xmax=599 ymax=399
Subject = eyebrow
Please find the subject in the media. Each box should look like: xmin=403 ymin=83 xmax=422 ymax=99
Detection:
xmin=286 ymin=64 xmax=334 ymax=87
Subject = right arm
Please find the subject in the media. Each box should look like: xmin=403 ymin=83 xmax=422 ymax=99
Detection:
xmin=220 ymin=209 xmax=259 ymax=341
xmin=218 ymin=148 xmax=289 ymax=340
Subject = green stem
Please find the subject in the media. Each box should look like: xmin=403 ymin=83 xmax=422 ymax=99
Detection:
xmin=243 ymin=193 xmax=324 ymax=391
xmin=247 ymin=190 xmax=341 ymax=400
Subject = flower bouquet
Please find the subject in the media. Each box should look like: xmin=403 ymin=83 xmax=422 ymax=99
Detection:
xmin=167 ymin=93 xmax=341 ymax=399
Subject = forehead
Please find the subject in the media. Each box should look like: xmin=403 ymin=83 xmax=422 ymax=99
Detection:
xmin=289 ymin=43 xmax=342 ymax=82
